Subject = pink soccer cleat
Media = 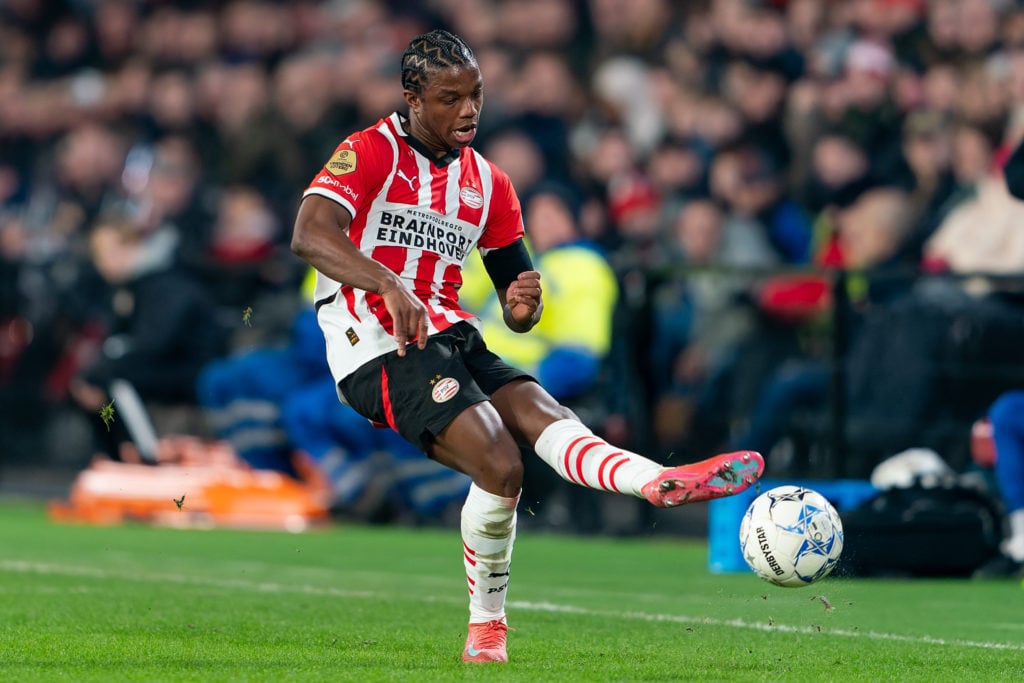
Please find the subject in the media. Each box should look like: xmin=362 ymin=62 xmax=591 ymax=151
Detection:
xmin=642 ymin=451 xmax=764 ymax=508
xmin=462 ymin=619 xmax=508 ymax=663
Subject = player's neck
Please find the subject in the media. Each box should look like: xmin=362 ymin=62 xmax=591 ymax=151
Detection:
xmin=399 ymin=113 xmax=458 ymax=167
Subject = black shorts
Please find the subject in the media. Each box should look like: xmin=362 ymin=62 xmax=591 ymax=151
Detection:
xmin=337 ymin=321 xmax=533 ymax=453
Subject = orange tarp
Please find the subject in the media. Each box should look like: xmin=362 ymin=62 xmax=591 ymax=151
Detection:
xmin=49 ymin=439 xmax=331 ymax=532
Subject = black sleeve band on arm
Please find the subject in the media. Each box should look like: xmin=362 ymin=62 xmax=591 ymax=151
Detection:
xmin=481 ymin=239 xmax=533 ymax=290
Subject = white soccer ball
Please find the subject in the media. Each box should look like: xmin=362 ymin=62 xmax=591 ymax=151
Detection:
xmin=738 ymin=485 xmax=844 ymax=587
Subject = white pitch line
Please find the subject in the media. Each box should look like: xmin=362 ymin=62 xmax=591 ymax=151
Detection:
xmin=509 ymin=601 xmax=1024 ymax=652
xmin=2 ymin=560 xmax=1022 ymax=652
xmin=0 ymin=560 xmax=379 ymax=599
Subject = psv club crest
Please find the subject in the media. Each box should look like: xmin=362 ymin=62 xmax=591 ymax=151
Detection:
xmin=459 ymin=186 xmax=483 ymax=209
xmin=430 ymin=376 xmax=460 ymax=403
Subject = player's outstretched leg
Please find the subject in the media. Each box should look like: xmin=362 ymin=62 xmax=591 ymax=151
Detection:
xmin=533 ymin=419 xmax=763 ymax=507
xmin=460 ymin=483 xmax=517 ymax=663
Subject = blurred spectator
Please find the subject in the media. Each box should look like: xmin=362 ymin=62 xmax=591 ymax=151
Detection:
xmin=592 ymin=56 xmax=666 ymax=157
xmin=122 ymin=134 xmax=214 ymax=275
xmin=201 ymin=185 xmax=303 ymax=345
xmin=951 ymin=119 xmax=998 ymax=190
xmin=644 ymin=135 xmax=711 ymax=204
xmin=205 ymin=63 xmax=282 ymax=199
xmin=787 ymin=34 xmax=905 ymax=195
xmin=71 ymin=214 xmax=227 ymax=461
xmin=709 ymin=144 xmax=812 ymax=264
xmin=219 ymin=0 xmax=294 ymax=65
xmin=497 ymin=0 xmax=582 ymax=63
xmin=34 ymin=122 xmax=127 ymax=257
xmin=503 ymin=50 xmax=582 ymax=182
xmin=269 ymin=52 xmax=355 ymax=206
xmin=798 ymin=130 xmax=875 ymax=219
xmin=208 ymin=185 xmax=281 ymax=267
xmin=141 ymin=68 xmax=212 ymax=149
xmin=958 ymin=0 xmax=1002 ymax=60
xmin=588 ymin=0 xmax=674 ymax=63
xmin=606 ymin=170 xmax=663 ymax=263
xmin=726 ymin=187 xmax=917 ymax=471
xmin=34 ymin=11 xmax=93 ymax=80
xmin=650 ymin=197 xmax=778 ymax=457
xmin=481 ymin=127 xmax=548 ymax=196
xmin=92 ymin=0 xmax=142 ymax=72
xmin=923 ymin=155 xmax=1024 ymax=291
xmin=893 ymin=108 xmax=957 ymax=262
xmin=723 ymin=57 xmax=794 ymax=173
xmin=835 ymin=186 xmax=917 ymax=273
xmin=690 ymin=96 xmax=746 ymax=153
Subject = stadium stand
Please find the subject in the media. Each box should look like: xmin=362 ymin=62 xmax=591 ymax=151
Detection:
xmin=3 ymin=0 xmax=1024 ymax=534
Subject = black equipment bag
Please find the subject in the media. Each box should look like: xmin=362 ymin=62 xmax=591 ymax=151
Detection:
xmin=838 ymin=483 xmax=1004 ymax=578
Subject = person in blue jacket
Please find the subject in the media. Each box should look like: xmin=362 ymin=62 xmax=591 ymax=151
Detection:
xmin=198 ymin=273 xmax=469 ymax=517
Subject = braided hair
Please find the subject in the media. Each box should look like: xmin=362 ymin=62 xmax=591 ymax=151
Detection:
xmin=401 ymin=30 xmax=477 ymax=94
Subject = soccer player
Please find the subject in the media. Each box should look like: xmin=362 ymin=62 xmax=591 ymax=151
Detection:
xmin=290 ymin=29 xmax=764 ymax=664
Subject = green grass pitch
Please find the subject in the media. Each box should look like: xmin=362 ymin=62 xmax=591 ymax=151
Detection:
xmin=0 ymin=499 xmax=1021 ymax=682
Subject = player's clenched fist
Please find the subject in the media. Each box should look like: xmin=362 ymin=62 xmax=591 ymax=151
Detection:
xmin=503 ymin=271 xmax=543 ymax=332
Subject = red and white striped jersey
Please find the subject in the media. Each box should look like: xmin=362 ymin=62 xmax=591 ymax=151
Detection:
xmin=302 ymin=112 xmax=524 ymax=382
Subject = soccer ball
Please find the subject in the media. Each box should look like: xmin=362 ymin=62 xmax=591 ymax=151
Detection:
xmin=738 ymin=485 xmax=844 ymax=587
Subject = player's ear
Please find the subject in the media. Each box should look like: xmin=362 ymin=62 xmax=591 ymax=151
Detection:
xmin=403 ymin=89 xmax=421 ymax=114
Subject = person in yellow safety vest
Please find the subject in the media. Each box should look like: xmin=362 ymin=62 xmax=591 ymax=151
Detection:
xmin=463 ymin=182 xmax=618 ymax=407
xmin=460 ymin=182 xmax=620 ymax=533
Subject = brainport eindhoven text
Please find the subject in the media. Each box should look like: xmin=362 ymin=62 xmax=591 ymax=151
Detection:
xmin=376 ymin=209 xmax=471 ymax=260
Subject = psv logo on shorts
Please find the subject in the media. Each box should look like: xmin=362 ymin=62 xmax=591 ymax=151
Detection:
xmin=431 ymin=377 xmax=460 ymax=403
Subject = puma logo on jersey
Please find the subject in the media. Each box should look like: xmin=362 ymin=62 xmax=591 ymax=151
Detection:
xmin=396 ymin=169 xmax=418 ymax=192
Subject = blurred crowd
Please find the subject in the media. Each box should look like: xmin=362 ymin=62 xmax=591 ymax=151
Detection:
xmin=4 ymin=0 xmax=1024 ymax=523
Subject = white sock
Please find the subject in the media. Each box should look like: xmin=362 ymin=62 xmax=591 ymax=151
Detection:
xmin=461 ymin=483 xmax=518 ymax=623
xmin=1003 ymin=509 xmax=1024 ymax=561
xmin=532 ymin=419 xmax=663 ymax=498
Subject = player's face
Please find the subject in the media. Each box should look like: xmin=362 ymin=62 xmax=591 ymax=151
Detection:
xmin=405 ymin=64 xmax=483 ymax=155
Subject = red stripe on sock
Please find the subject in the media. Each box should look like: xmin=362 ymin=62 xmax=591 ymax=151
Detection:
xmin=573 ymin=439 xmax=603 ymax=487
xmin=463 ymin=541 xmax=477 ymax=566
xmin=467 ymin=576 xmax=476 ymax=586
xmin=606 ymin=457 xmax=629 ymax=493
xmin=597 ymin=452 xmax=625 ymax=491
xmin=563 ymin=436 xmax=590 ymax=483
xmin=380 ymin=366 xmax=398 ymax=432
